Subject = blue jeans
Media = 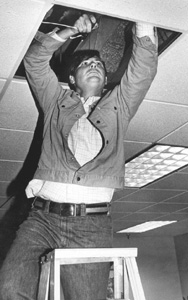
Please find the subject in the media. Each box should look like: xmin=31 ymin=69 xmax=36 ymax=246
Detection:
xmin=0 ymin=208 xmax=113 ymax=300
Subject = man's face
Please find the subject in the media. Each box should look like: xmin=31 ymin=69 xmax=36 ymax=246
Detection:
xmin=70 ymin=56 xmax=107 ymax=96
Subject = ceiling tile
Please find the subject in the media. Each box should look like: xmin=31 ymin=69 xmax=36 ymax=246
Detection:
xmin=147 ymin=34 xmax=188 ymax=106
xmin=0 ymin=161 xmax=23 ymax=182
xmin=0 ymin=182 xmax=10 ymax=197
xmin=0 ymin=197 xmax=13 ymax=210
xmin=0 ymin=0 xmax=50 ymax=78
xmin=178 ymin=165 xmax=188 ymax=174
xmin=111 ymin=201 xmax=152 ymax=212
xmin=160 ymin=123 xmax=188 ymax=146
xmin=111 ymin=212 xmax=130 ymax=220
xmin=112 ymin=188 xmax=138 ymax=201
xmin=0 ymin=79 xmax=6 ymax=92
xmin=164 ymin=192 xmax=188 ymax=204
xmin=116 ymin=189 xmax=183 ymax=203
xmin=0 ymin=129 xmax=33 ymax=161
xmin=159 ymin=213 xmax=188 ymax=221
xmin=0 ymin=79 xmax=38 ymax=131
xmin=126 ymin=101 xmax=188 ymax=143
xmin=56 ymin=0 xmax=188 ymax=31
xmin=140 ymin=203 xmax=188 ymax=213
xmin=121 ymin=212 xmax=167 ymax=221
xmin=145 ymin=173 xmax=188 ymax=190
xmin=123 ymin=141 xmax=151 ymax=162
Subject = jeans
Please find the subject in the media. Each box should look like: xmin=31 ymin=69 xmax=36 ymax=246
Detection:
xmin=0 ymin=208 xmax=113 ymax=300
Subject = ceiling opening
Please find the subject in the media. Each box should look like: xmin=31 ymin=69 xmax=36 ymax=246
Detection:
xmin=15 ymin=5 xmax=181 ymax=89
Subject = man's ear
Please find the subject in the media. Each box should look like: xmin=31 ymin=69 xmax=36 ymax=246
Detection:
xmin=69 ymin=75 xmax=75 ymax=85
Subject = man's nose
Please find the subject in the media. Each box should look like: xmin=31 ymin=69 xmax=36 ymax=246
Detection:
xmin=90 ymin=62 xmax=97 ymax=68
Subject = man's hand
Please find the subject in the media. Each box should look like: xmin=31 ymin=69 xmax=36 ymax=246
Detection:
xmin=72 ymin=14 xmax=97 ymax=35
xmin=134 ymin=22 xmax=157 ymax=45
xmin=56 ymin=14 xmax=97 ymax=41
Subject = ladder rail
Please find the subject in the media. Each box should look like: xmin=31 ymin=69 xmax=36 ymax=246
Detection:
xmin=37 ymin=248 xmax=146 ymax=300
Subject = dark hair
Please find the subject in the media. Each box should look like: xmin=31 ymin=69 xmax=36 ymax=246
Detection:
xmin=68 ymin=50 xmax=107 ymax=84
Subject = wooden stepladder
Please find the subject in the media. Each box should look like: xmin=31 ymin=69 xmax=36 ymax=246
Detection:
xmin=37 ymin=248 xmax=146 ymax=300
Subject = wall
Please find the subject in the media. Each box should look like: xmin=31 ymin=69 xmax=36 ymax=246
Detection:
xmin=113 ymin=233 xmax=183 ymax=300
xmin=174 ymin=233 xmax=188 ymax=299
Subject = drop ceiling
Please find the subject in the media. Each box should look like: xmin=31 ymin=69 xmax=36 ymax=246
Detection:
xmin=1 ymin=0 xmax=188 ymax=238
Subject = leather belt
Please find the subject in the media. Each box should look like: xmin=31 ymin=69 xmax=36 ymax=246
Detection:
xmin=32 ymin=197 xmax=111 ymax=217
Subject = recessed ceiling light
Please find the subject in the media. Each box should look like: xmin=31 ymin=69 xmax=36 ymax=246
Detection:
xmin=125 ymin=144 xmax=188 ymax=188
xmin=117 ymin=220 xmax=177 ymax=233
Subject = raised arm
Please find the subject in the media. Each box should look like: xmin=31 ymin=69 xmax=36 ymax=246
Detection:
xmin=24 ymin=14 xmax=97 ymax=112
xmin=116 ymin=22 xmax=158 ymax=120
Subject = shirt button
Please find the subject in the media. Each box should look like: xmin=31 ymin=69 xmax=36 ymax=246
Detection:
xmin=77 ymin=176 xmax=81 ymax=181
xmin=96 ymin=120 xmax=100 ymax=124
xmin=75 ymin=114 xmax=80 ymax=118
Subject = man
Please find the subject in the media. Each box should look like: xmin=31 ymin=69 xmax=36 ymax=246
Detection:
xmin=0 ymin=13 xmax=158 ymax=300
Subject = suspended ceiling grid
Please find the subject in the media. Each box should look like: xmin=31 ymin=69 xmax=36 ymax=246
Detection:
xmin=1 ymin=0 xmax=188 ymax=237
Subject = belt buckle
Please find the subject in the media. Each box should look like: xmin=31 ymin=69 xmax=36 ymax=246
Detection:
xmin=64 ymin=203 xmax=78 ymax=217
xmin=60 ymin=203 xmax=75 ymax=217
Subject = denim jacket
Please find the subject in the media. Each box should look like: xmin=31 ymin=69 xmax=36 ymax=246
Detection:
xmin=24 ymin=31 xmax=158 ymax=189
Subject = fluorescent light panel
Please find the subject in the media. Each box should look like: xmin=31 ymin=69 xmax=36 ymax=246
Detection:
xmin=117 ymin=220 xmax=177 ymax=233
xmin=125 ymin=144 xmax=188 ymax=187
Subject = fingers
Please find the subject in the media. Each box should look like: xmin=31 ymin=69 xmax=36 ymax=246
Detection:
xmin=74 ymin=14 xmax=97 ymax=33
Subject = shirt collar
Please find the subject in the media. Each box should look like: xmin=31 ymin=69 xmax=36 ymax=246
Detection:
xmin=80 ymin=96 xmax=100 ymax=106
xmin=80 ymin=96 xmax=100 ymax=115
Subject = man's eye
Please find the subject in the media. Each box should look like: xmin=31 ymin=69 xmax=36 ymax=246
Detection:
xmin=80 ymin=61 xmax=89 ymax=66
xmin=97 ymin=62 xmax=103 ymax=68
